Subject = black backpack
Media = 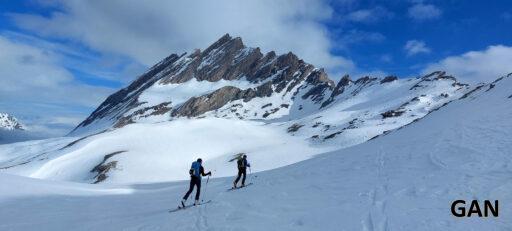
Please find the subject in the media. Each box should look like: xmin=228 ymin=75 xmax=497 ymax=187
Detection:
xmin=237 ymin=159 xmax=244 ymax=168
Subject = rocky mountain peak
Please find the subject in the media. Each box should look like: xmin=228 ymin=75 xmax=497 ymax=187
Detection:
xmin=202 ymin=34 xmax=241 ymax=54
xmin=204 ymin=34 xmax=244 ymax=54
xmin=71 ymin=34 xmax=335 ymax=135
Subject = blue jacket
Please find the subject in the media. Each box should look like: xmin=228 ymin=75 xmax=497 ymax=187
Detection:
xmin=189 ymin=161 xmax=210 ymax=179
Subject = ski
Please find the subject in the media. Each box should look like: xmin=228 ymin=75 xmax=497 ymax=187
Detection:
xmin=169 ymin=200 xmax=212 ymax=213
xmin=228 ymin=182 xmax=253 ymax=191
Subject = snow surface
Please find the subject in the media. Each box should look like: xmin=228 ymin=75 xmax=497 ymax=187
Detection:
xmin=0 ymin=118 xmax=331 ymax=184
xmin=0 ymin=74 xmax=510 ymax=230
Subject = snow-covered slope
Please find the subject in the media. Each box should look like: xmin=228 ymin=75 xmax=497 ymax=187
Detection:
xmin=0 ymin=119 xmax=331 ymax=184
xmin=0 ymin=73 xmax=510 ymax=230
xmin=276 ymin=72 xmax=468 ymax=149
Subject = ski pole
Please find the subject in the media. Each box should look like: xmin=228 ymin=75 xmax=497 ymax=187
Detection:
xmin=203 ymin=175 xmax=210 ymax=202
xmin=249 ymin=167 xmax=252 ymax=184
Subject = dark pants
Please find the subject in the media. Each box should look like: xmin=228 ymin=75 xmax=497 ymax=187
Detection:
xmin=183 ymin=176 xmax=201 ymax=200
xmin=234 ymin=168 xmax=247 ymax=186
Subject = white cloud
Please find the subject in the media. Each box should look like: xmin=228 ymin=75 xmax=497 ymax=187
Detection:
xmin=0 ymin=35 xmax=114 ymax=136
xmin=408 ymin=3 xmax=442 ymax=21
xmin=0 ymin=36 xmax=112 ymax=107
xmin=404 ymin=40 xmax=430 ymax=56
xmin=3 ymin=31 xmax=147 ymax=85
xmin=10 ymin=0 xmax=354 ymax=73
xmin=346 ymin=6 xmax=393 ymax=24
xmin=423 ymin=45 xmax=512 ymax=83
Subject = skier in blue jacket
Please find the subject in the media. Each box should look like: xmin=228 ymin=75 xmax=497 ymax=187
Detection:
xmin=181 ymin=158 xmax=211 ymax=207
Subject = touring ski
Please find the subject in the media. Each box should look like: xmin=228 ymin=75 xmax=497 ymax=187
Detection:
xmin=169 ymin=200 xmax=212 ymax=213
xmin=228 ymin=182 xmax=253 ymax=191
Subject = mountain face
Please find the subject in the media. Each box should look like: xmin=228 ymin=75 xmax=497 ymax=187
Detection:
xmin=0 ymin=113 xmax=24 ymax=131
xmin=71 ymin=34 xmax=470 ymax=139
xmin=71 ymin=34 xmax=335 ymax=135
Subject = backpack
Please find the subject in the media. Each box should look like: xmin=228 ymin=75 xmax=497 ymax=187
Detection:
xmin=237 ymin=159 xmax=245 ymax=168
xmin=190 ymin=161 xmax=201 ymax=177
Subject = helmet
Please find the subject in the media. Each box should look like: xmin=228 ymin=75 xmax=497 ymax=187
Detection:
xmin=242 ymin=155 xmax=247 ymax=159
xmin=197 ymin=158 xmax=202 ymax=163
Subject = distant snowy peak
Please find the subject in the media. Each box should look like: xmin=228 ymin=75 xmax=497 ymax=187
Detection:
xmin=0 ymin=113 xmax=25 ymax=131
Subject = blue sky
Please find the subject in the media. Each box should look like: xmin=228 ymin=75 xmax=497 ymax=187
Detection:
xmin=326 ymin=0 xmax=512 ymax=77
xmin=0 ymin=0 xmax=511 ymax=136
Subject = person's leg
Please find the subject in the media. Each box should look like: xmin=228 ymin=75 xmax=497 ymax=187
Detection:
xmin=241 ymin=168 xmax=247 ymax=186
xmin=183 ymin=177 xmax=195 ymax=200
xmin=234 ymin=169 xmax=242 ymax=185
xmin=194 ymin=178 xmax=201 ymax=201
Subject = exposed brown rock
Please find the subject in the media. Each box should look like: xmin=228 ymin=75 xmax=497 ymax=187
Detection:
xmin=324 ymin=131 xmax=342 ymax=140
xmin=91 ymin=151 xmax=126 ymax=184
xmin=172 ymin=86 xmax=242 ymax=117
xmin=261 ymin=103 xmax=272 ymax=109
xmin=380 ymin=76 xmax=398 ymax=84
xmin=321 ymin=75 xmax=352 ymax=108
xmin=381 ymin=110 xmax=405 ymax=118
xmin=287 ymin=123 xmax=304 ymax=133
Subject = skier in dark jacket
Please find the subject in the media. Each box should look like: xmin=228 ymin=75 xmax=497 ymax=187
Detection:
xmin=233 ymin=154 xmax=250 ymax=188
xmin=181 ymin=158 xmax=211 ymax=207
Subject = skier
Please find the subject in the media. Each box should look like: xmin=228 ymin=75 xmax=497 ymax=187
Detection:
xmin=233 ymin=154 xmax=250 ymax=188
xmin=181 ymin=158 xmax=211 ymax=207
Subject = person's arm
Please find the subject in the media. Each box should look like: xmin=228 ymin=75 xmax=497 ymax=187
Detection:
xmin=245 ymin=159 xmax=250 ymax=167
xmin=200 ymin=166 xmax=211 ymax=176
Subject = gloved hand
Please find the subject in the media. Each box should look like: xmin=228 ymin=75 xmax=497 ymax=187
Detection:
xmin=207 ymin=171 xmax=212 ymax=176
